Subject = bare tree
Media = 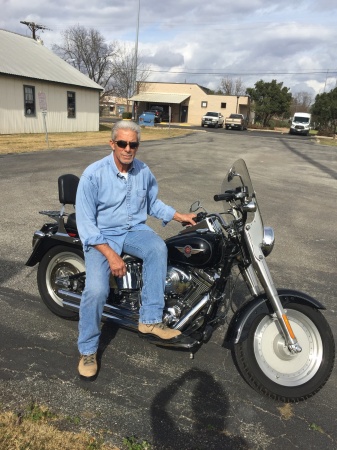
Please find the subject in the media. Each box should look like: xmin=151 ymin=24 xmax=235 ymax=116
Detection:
xmin=110 ymin=43 xmax=150 ymax=111
xmin=52 ymin=25 xmax=117 ymax=91
xmin=290 ymin=91 xmax=313 ymax=116
xmin=218 ymin=77 xmax=233 ymax=95
xmin=218 ymin=77 xmax=246 ymax=95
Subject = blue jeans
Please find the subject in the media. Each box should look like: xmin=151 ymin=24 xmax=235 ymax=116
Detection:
xmin=78 ymin=229 xmax=167 ymax=355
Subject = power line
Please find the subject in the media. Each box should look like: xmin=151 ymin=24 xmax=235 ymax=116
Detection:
xmin=136 ymin=68 xmax=337 ymax=76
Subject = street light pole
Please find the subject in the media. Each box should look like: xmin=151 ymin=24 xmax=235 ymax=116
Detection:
xmin=132 ymin=0 xmax=140 ymax=120
xmin=134 ymin=0 xmax=140 ymax=93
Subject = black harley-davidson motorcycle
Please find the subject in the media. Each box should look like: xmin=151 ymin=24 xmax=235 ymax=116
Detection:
xmin=26 ymin=159 xmax=335 ymax=402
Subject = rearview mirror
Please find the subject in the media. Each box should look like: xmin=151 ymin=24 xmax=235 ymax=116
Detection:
xmin=190 ymin=201 xmax=201 ymax=212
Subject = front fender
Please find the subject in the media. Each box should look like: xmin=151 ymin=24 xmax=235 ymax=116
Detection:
xmin=224 ymin=288 xmax=325 ymax=347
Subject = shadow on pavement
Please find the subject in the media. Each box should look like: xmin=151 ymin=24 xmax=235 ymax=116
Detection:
xmin=150 ymin=368 xmax=248 ymax=450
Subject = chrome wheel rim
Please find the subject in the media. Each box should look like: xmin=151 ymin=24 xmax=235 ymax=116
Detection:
xmin=45 ymin=252 xmax=85 ymax=307
xmin=254 ymin=310 xmax=323 ymax=386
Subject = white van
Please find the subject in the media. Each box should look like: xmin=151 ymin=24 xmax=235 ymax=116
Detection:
xmin=289 ymin=112 xmax=311 ymax=136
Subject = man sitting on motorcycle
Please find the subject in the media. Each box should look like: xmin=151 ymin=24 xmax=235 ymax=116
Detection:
xmin=75 ymin=120 xmax=196 ymax=380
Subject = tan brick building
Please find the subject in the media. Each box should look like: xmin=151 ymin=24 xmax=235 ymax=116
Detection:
xmin=131 ymin=82 xmax=251 ymax=125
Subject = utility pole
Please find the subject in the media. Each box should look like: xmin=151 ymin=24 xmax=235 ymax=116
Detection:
xmin=20 ymin=21 xmax=50 ymax=40
xmin=132 ymin=0 xmax=140 ymax=120
xmin=134 ymin=0 xmax=140 ymax=96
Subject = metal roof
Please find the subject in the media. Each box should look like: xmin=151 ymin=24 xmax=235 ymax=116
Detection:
xmin=0 ymin=29 xmax=103 ymax=91
xmin=130 ymin=92 xmax=190 ymax=104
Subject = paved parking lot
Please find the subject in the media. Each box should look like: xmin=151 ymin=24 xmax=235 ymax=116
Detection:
xmin=0 ymin=131 xmax=336 ymax=449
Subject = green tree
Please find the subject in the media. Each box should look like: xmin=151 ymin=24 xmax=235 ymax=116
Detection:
xmin=246 ymin=80 xmax=292 ymax=127
xmin=311 ymin=87 xmax=337 ymax=135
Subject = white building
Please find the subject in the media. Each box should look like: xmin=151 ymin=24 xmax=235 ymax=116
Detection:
xmin=0 ymin=29 xmax=103 ymax=135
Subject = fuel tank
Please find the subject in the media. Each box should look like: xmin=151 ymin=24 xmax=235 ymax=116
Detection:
xmin=166 ymin=231 xmax=222 ymax=268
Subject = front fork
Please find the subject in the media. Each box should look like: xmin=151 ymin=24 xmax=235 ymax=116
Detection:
xmin=243 ymin=233 xmax=302 ymax=354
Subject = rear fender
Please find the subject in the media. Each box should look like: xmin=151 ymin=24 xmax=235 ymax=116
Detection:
xmin=224 ymin=288 xmax=325 ymax=347
xmin=25 ymin=231 xmax=81 ymax=266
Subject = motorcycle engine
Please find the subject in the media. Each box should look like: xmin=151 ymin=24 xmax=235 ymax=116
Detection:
xmin=163 ymin=265 xmax=215 ymax=325
xmin=165 ymin=265 xmax=192 ymax=296
xmin=117 ymin=260 xmax=216 ymax=326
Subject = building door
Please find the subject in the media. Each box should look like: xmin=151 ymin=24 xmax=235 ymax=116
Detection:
xmin=181 ymin=106 xmax=188 ymax=123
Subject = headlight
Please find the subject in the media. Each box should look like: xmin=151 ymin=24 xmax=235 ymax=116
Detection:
xmin=261 ymin=226 xmax=275 ymax=257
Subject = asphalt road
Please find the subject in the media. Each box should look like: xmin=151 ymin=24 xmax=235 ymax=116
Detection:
xmin=101 ymin=116 xmax=312 ymax=140
xmin=0 ymin=131 xmax=336 ymax=449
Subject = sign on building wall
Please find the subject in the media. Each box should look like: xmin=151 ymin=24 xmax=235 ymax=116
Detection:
xmin=38 ymin=92 xmax=47 ymax=111
xmin=38 ymin=92 xmax=49 ymax=148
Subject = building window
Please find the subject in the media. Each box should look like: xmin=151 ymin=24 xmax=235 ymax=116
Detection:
xmin=67 ymin=91 xmax=76 ymax=118
xmin=24 ymin=85 xmax=36 ymax=116
xmin=201 ymin=101 xmax=207 ymax=108
xmin=221 ymin=103 xmax=227 ymax=108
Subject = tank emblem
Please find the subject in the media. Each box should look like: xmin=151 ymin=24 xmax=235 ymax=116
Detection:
xmin=176 ymin=245 xmax=205 ymax=258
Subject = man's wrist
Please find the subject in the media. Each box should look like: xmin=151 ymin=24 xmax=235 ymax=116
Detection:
xmin=173 ymin=212 xmax=182 ymax=222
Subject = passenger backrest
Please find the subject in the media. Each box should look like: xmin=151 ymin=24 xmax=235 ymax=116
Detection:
xmin=58 ymin=174 xmax=79 ymax=206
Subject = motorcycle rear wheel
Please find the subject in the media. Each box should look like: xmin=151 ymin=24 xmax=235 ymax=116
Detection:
xmin=233 ymin=303 xmax=335 ymax=402
xmin=37 ymin=245 xmax=85 ymax=319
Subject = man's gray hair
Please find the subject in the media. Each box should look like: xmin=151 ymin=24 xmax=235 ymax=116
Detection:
xmin=111 ymin=120 xmax=141 ymax=141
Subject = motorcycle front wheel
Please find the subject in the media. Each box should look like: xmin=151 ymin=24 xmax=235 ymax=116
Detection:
xmin=37 ymin=245 xmax=85 ymax=320
xmin=233 ymin=303 xmax=335 ymax=402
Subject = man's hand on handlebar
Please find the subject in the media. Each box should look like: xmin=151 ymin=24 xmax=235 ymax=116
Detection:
xmin=173 ymin=212 xmax=197 ymax=226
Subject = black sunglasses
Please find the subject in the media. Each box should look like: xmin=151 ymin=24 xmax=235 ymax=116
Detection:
xmin=114 ymin=140 xmax=139 ymax=150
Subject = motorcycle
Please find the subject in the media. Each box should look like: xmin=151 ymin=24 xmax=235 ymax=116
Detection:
xmin=26 ymin=158 xmax=335 ymax=402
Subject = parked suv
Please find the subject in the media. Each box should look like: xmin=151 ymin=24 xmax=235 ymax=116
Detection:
xmin=147 ymin=106 xmax=163 ymax=123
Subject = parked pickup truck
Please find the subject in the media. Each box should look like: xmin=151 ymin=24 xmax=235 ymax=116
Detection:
xmin=201 ymin=111 xmax=224 ymax=128
xmin=225 ymin=113 xmax=247 ymax=130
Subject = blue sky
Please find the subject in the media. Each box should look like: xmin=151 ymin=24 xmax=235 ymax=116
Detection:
xmin=2 ymin=0 xmax=337 ymax=99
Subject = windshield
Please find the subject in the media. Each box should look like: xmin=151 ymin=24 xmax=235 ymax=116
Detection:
xmin=221 ymin=159 xmax=263 ymax=233
xmin=206 ymin=112 xmax=217 ymax=117
xmin=221 ymin=159 xmax=254 ymax=202
xmin=294 ymin=116 xmax=309 ymax=123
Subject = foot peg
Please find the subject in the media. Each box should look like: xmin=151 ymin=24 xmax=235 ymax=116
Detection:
xmin=139 ymin=333 xmax=199 ymax=349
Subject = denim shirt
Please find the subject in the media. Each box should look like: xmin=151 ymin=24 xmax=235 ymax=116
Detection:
xmin=75 ymin=153 xmax=176 ymax=253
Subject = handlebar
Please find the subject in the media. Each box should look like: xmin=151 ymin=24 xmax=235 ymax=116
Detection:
xmin=181 ymin=211 xmax=207 ymax=227
xmin=214 ymin=193 xmax=235 ymax=202
xmin=214 ymin=187 xmax=248 ymax=202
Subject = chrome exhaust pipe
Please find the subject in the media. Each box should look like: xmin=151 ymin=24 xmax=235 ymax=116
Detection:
xmin=58 ymin=289 xmax=139 ymax=330
xmin=173 ymin=294 xmax=210 ymax=330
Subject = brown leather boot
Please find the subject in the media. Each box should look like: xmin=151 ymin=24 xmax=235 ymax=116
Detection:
xmin=78 ymin=353 xmax=97 ymax=380
xmin=138 ymin=322 xmax=182 ymax=340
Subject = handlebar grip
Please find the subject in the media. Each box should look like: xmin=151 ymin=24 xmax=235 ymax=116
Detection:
xmin=214 ymin=193 xmax=234 ymax=202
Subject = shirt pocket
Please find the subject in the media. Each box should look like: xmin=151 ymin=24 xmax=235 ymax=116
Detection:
xmin=136 ymin=189 xmax=147 ymax=210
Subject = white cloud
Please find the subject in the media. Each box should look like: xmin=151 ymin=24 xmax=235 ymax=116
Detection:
xmin=2 ymin=0 xmax=337 ymax=96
